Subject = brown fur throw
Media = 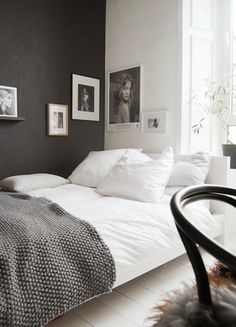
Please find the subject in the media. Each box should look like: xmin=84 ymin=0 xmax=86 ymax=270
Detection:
xmin=151 ymin=262 xmax=236 ymax=327
xmin=209 ymin=262 xmax=236 ymax=285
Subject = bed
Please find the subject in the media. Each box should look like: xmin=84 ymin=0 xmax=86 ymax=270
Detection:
xmin=0 ymin=148 xmax=230 ymax=326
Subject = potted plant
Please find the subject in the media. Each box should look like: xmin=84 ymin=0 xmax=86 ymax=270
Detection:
xmin=191 ymin=78 xmax=236 ymax=168
xmin=222 ymin=126 xmax=236 ymax=168
xmin=192 ymin=78 xmax=230 ymax=134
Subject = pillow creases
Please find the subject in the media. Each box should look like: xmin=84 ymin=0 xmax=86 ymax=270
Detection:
xmin=96 ymin=146 xmax=174 ymax=203
xmin=68 ymin=148 xmax=143 ymax=188
xmin=0 ymin=173 xmax=69 ymax=192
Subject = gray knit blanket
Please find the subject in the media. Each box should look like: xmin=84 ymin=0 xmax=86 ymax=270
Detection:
xmin=0 ymin=192 xmax=116 ymax=327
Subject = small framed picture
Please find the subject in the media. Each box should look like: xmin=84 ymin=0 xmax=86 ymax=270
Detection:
xmin=142 ymin=111 xmax=167 ymax=133
xmin=0 ymin=85 xmax=17 ymax=117
xmin=48 ymin=103 xmax=68 ymax=136
xmin=108 ymin=65 xmax=142 ymax=132
xmin=72 ymin=74 xmax=100 ymax=121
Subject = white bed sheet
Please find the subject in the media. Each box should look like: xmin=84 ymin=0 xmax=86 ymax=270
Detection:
xmin=28 ymin=184 xmax=221 ymax=286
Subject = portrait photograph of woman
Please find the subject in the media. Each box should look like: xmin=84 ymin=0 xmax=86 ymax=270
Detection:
xmin=0 ymin=86 xmax=17 ymax=117
xmin=108 ymin=65 xmax=141 ymax=131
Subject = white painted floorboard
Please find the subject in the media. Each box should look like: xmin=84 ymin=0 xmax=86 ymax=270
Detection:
xmin=46 ymin=251 xmax=217 ymax=327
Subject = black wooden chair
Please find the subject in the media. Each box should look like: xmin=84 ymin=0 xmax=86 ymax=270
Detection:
xmin=152 ymin=184 xmax=236 ymax=326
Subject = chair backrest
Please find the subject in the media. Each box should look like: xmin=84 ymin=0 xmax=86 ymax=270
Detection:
xmin=170 ymin=184 xmax=236 ymax=306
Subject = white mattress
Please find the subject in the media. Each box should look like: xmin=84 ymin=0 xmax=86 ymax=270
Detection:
xmin=28 ymin=184 xmax=221 ymax=287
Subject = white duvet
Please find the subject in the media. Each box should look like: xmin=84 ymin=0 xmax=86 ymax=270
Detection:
xmin=28 ymin=184 xmax=221 ymax=287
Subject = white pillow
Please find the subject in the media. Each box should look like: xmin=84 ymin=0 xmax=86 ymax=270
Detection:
xmin=68 ymin=148 xmax=143 ymax=188
xmin=120 ymin=150 xmax=152 ymax=164
xmin=0 ymin=173 xmax=69 ymax=192
xmin=167 ymin=151 xmax=210 ymax=187
xmin=164 ymin=186 xmax=182 ymax=196
xmin=96 ymin=147 xmax=174 ymax=203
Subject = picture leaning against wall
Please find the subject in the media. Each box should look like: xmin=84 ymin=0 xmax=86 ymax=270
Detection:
xmin=142 ymin=111 xmax=167 ymax=134
xmin=108 ymin=65 xmax=141 ymax=132
xmin=0 ymin=86 xmax=17 ymax=117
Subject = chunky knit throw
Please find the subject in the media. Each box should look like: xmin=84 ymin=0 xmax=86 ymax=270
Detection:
xmin=0 ymin=192 xmax=116 ymax=327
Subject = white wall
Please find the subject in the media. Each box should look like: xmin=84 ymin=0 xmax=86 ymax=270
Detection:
xmin=105 ymin=0 xmax=179 ymax=152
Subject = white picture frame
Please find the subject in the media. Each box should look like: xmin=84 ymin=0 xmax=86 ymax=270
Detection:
xmin=0 ymin=85 xmax=17 ymax=117
xmin=72 ymin=74 xmax=100 ymax=121
xmin=142 ymin=111 xmax=167 ymax=134
xmin=48 ymin=103 xmax=68 ymax=136
xmin=108 ymin=65 xmax=142 ymax=132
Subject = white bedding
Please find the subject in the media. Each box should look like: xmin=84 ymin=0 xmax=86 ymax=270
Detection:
xmin=28 ymin=184 xmax=221 ymax=287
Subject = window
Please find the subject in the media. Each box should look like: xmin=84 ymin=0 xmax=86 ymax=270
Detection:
xmin=231 ymin=0 xmax=236 ymax=114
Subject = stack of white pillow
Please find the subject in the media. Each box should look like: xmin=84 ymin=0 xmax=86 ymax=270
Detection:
xmin=69 ymin=147 xmax=174 ymax=203
xmin=68 ymin=147 xmax=210 ymax=204
xmin=0 ymin=147 xmax=211 ymax=204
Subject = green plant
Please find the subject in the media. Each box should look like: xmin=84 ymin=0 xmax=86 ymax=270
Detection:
xmin=192 ymin=79 xmax=231 ymax=134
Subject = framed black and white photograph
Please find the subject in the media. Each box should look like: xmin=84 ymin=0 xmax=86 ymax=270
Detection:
xmin=72 ymin=74 xmax=99 ymax=121
xmin=108 ymin=65 xmax=142 ymax=132
xmin=142 ymin=111 xmax=167 ymax=134
xmin=0 ymin=85 xmax=17 ymax=117
xmin=48 ymin=103 xmax=68 ymax=136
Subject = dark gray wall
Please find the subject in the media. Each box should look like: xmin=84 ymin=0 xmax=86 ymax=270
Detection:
xmin=0 ymin=0 xmax=106 ymax=179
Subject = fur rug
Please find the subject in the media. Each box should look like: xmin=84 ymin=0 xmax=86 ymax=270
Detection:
xmin=151 ymin=263 xmax=236 ymax=327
